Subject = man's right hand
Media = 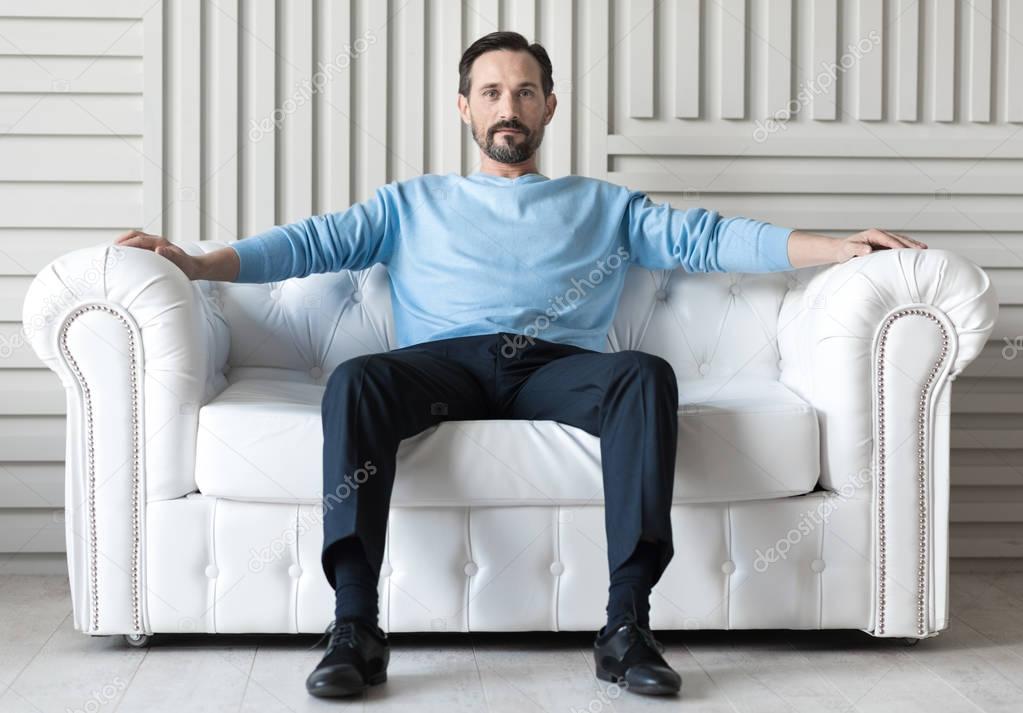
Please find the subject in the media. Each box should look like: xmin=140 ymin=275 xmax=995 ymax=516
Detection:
xmin=114 ymin=230 xmax=206 ymax=281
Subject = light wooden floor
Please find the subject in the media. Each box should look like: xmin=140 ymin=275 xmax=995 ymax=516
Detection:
xmin=1 ymin=573 xmax=1021 ymax=712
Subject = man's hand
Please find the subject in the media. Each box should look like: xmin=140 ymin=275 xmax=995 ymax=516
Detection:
xmin=114 ymin=230 xmax=205 ymax=280
xmin=837 ymin=229 xmax=928 ymax=264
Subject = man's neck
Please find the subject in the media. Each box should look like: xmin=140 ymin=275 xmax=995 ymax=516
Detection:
xmin=475 ymin=155 xmax=539 ymax=179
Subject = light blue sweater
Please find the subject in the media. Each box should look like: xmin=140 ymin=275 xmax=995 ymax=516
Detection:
xmin=228 ymin=171 xmax=794 ymax=352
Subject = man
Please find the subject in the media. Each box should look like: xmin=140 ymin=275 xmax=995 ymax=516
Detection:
xmin=116 ymin=31 xmax=926 ymax=699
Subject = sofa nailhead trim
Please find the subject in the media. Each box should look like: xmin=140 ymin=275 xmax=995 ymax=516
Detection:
xmin=59 ymin=304 xmax=143 ymax=634
xmin=875 ymin=308 xmax=948 ymax=636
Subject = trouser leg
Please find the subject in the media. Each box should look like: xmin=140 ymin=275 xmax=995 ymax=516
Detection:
xmin=498 ymin=340 xmax=680 ymax=588
xmin=319 ymin=341 xmax=491 ymax=589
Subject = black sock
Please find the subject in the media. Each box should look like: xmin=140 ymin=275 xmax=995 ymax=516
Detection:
xmin=602 ymin=539 xmax=660 ymax=636
xmin=330 ymin=536 xmax=379 ymax=628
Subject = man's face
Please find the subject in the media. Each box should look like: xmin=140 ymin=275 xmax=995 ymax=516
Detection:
xmin=459 ymin=49 xmax=556 ymax=164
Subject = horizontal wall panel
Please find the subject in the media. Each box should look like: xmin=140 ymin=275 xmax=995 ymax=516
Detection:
xmin=608 ymin=158 xmax=1023 ymax=195
xmin=0 ymin=0 xmax=145 ymax=17
xmin=0 ymin=323 xmax=45 ymax=368
xmin=0 ymin=416 xmax=64 ymax=461
xmin=0 ymin=182 xmax=141 ymax=227
xmin=0 ymin=370 xmax=63 ymax=415
xmin=0 ymin=509 xmax=65 ymax=553
xmin=0 ymin=94 xmax=143 ymax=135
xmin=0 ymin=56 xmax=143 ymax=93
xmin=0 ymin=229 xmax=118 ymax=275
xmin=0 ymin=136 xmax=142 ymax=181
xmin=607 ymin=133 xmax=1023 ymax=159
xmin=0 ymin=462 xmax=63 ymax=507
xmin=0 ymin=18 xmax=142 ymax=56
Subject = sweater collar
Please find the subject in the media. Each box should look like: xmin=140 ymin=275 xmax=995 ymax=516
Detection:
xmin=466 ymin=170 xmax=548 ymax=185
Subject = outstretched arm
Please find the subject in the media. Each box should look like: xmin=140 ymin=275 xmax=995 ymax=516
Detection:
xmin=623 ymin=189 xmax=928 ymax=272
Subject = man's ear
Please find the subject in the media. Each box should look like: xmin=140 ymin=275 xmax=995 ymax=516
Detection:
xmin=543 ymin=92 xmax=557 ymax=125
xmin=457 ymin=93 xmax=471 ymax=126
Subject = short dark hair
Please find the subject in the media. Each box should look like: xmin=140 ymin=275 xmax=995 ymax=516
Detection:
xmin=458 ymin=31 xmax=553 ymax=98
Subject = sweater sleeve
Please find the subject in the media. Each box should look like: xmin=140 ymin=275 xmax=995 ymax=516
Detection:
xmin=622 ymin=190 xmax=793 ymax=273
xmin=229 ymin=182 xmax=399 ymax=283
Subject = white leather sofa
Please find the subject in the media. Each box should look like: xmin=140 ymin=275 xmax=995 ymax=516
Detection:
xmin=21 ymin=240 xmax=998 ymax=645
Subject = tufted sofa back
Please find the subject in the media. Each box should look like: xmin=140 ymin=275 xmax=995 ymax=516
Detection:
xmin=197 ymin=240 xmax=825 ymax=387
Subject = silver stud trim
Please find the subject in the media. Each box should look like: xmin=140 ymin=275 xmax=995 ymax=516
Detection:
xmin=58 ymin=304 xmax=143 ymax=634
xmin=875 ymin=308 xmax=949 ymax=636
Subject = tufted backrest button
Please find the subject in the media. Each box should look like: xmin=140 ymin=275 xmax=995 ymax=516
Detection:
xmin=654 ymin=289 xmax=668 ymax=302
xmin=721 ymin=560 xmax=736 ymax=575
xmin=810 ymin=559 xmax=826 ymax=573
xmin=464 ymin=561 xmax=478 ymax=576
xmin=288 ymin=564 xmax=302 ymax=578
xmin=549 ymin=561 xmax=565 ymax=576
xmin=351 ymin=290 xmax=363 ymax=303
xmin=309 ymin=365 xmax=323 ymax=379
xmin=730 ymin=284 xmax=742 ymax=296
xmin=698 ymin=362 xmax=711 ymax=376
xmin=380 ymin=562 xmax=393 ymax=578
xmin=204 ymin=564 xmax=219 ymax=578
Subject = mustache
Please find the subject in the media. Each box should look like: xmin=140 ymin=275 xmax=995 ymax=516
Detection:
xmin=489 ymin=121 xmax=530 ymax=138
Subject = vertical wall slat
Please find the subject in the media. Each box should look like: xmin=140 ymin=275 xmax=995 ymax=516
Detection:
xmin=581 ymin=0 xmax=609 ymax=179
xmin=279 ymin=0 xmax=313 ymax=222
xmin=627 ymin=0 xmax=655 ymax=118
xmin=239 ymin=0 xmax=276 ymax=236
xmin=435 ymin=0 xmax=463 ymax=176
xmin=719 ymin=0 xmax=745 ymax=119
xmin=856 ymin=0 xmax=883 ymax=120
xmin=394 ymin=0 xmax=425 ymax=180
xmin=507 ymin=0 xmax=536 ymax=39
xmin=1009 ymin=0 xmax=1023 ymax=122
xmin=968 ymin=0 xmax=993 ymax=123
xmin=204 ymin=0 xmax=237 ymax=241
xmin=764 ymin=0 xmax=791 ymax=121
xmin=316 ymin=0 xmax=351 ymax=211
xmin=173 ymin=0 xmax=201 ymax=241
xmin=545 ymin=0 xmax=573 ymax=177
xmin=674 ymin=0 xmax=700 ymax=119
xmin=142 ymin=0 xmax=163 ymax=233
xmin=933 ymin=0 xmax=956 ymax=122
xmin=896 ymin=0 xmax=920 ymax=122
xmin=357 ymin=0 xmax=389 ymax=197
xmin=810 ymin=0 xmax=838 ymax=120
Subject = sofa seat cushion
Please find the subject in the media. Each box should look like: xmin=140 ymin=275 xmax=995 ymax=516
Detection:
xmin=193 ymin=374 xmax=819 ymax=506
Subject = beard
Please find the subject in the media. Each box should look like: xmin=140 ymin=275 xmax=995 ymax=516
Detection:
xmin=471 ymin=117 xmax=544 ymax=164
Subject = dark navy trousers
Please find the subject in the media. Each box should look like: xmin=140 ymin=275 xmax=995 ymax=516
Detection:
xmin=319 ymin=331 xmax=679 ymax=593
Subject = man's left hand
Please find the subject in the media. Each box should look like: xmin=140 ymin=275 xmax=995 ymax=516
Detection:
xmin=837 ymin=229 xmax=928 ymax=263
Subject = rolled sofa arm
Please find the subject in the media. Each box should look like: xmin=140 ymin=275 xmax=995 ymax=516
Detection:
xmin=777 ymin=248 xmax=999 ymax=638
xmin=21 ymin=241 xmax=230 ymax=635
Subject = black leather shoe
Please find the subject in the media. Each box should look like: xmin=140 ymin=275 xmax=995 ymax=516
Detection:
xmin=593 ymin=616 xmax=682 ymax=695
xmin=305 ymin=618 xmax=389 ymax=697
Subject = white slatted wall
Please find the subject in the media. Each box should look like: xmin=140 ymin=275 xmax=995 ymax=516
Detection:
xmin=2 ymin=0 xmax=1022 ymax=574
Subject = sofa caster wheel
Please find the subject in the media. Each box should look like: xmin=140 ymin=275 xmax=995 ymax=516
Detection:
xmin=124 ymin=633 xmax=151 ymax=648
xmin=901 ymin=637 xmax=920 ymax=647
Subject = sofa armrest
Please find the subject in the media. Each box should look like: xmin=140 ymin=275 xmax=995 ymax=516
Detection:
xmin=777 ymin=248 xmax=999 ymax=637
xmin=21 ymin=241 xmax=230 ymax=634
